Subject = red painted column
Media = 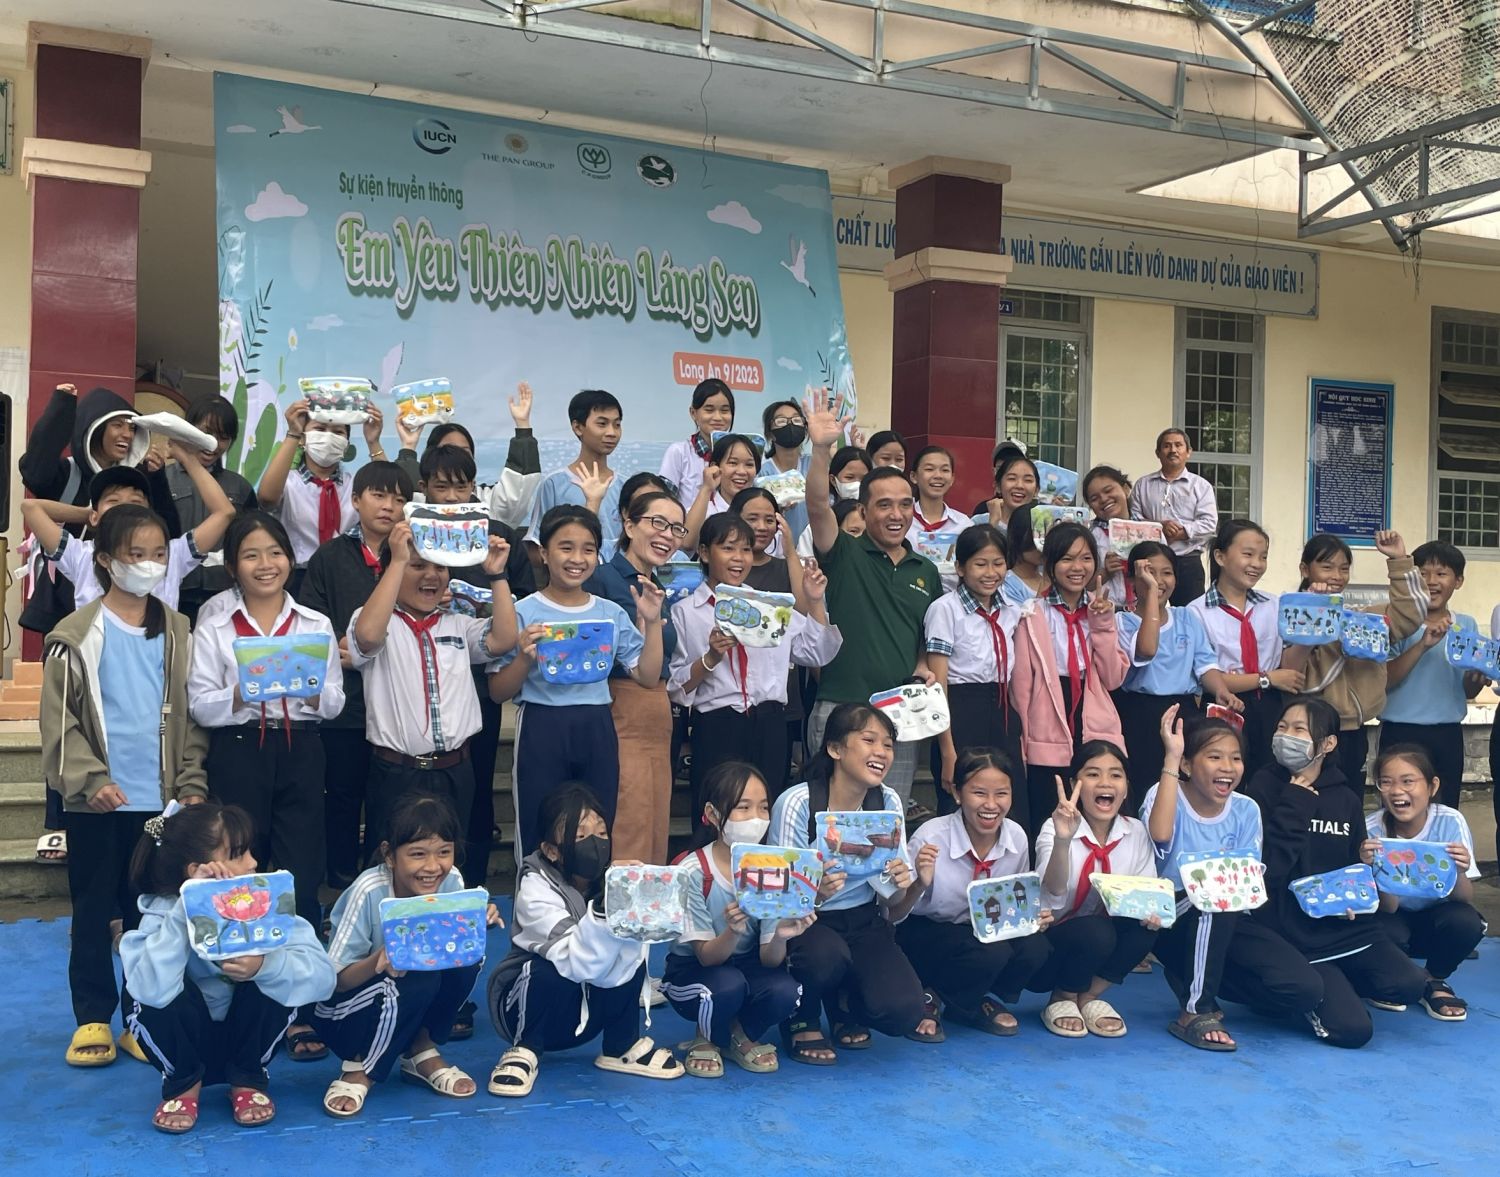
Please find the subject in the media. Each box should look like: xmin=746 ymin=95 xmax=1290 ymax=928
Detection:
xmin=885 ymin=158 xmax=1012 ymax=512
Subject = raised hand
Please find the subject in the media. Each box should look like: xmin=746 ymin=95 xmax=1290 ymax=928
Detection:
xmin=284 ymin=399 xmax=311 ymax=433
xmin=395 ymin=413 xmax=424 ymax=452
xmin=698 ymin=464 xmax=722 ymax=499
xmin=914 ymin=841 xmax=939 ymax=888
xmin=1160 ymin=702 xmax=1185 ymax=761
xmin=509 ymin=382 xmax=534 ymax=429
xmin=362 ymin=405 xmax=385 ymax=450
xmin=800 ymin=387 xmax=848 ymax=449
xmin=570 ymin=460 xmax=612 ymax=509
xmin=482 ymin=535 xmax=512 ymax=578
xmin=1374 ymin=529 xmax=1406 ymax=559
xmin=388 ymin=520 xmax=416 ymax=564
xmin=629 ymin=578 xmax=666 ymax=624
xmin=1089 ymin=589 xmax=1114 ymax=616
xmin=802 ymin=560 xmax=828 ymax=601
xmin=1052 ymin=774 xmax=1082 ymax=841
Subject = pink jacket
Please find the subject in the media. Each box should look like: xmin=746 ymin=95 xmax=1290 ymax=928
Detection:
xmin=1011 ymin=602 xmax=1128 ymax=768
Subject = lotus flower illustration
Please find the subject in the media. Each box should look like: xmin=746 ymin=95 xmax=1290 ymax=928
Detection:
xmin=212 ymin=885 xmax=272 ymax=922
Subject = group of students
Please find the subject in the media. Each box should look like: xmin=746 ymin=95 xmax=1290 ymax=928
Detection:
xmin=20 ymin=375 xmax=1490 ymax=1134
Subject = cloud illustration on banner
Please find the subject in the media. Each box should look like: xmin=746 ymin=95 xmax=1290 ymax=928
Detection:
xmin=777 ymin=357 xmax=802 ymax=371
xmin=768 ymin=183 xmax=828 ymax=209
xmin=225 ymin=124 xmax=257 ymax=134
xmin=306 ymin=314 xmax=345 ymax=332
xmin=707 ymin=201 xmax=762 ymax=234
xmin=245 ymin=182 xmax=308 ymax=222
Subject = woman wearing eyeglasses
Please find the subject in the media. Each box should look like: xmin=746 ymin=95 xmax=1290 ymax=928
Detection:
xmin=582 ymin=486 xmax=686 ymax=862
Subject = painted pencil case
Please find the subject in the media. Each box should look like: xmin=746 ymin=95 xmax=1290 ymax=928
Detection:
xmin=1177 ymin=850 xmax=1267 ymax=913
xmin=298 ymin=376 xmax=374 ymax=424
xmin=731 ymin=843 xmax=823 ymax=921
xmin=1289 ymin=864 xmax=1379 ymax=917
xmin=713 ymin=583 xmax=795 ymax=648
xmin=869 ymin=682 xmax=950 ymax=740
xmin=379 ymin=888 xmax=489 ymax=970
xmin=405 ymin=501 xmax=491 ymax=566
xmin=1370 ymin=839 xmax=1459 ymax=900
xmin=233 ymin=633 xmax=331 ymax=701
xmin=604 ymin=865 xmax=687 ymax=942
xmin=390 ymin=377 xmax=455 ymax=428
xmin=534 ymin=619 xmax=616 ymax=684
xmin=181 ymin=871 xmax=297 ymax=960
xmin=968 ymin=872 xmax=1042 ymax=943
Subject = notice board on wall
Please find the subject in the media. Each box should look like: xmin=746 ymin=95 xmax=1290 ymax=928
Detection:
xmin=1307 ymin=378 xmax=1393 ymax=547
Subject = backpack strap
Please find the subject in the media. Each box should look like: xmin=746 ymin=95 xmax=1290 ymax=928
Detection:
xmin=695 ymin=848 xmax=713 ymax=900
xmin=60 ymin=458 xmax=83 ymax=509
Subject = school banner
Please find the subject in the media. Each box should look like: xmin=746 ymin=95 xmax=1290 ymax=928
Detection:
xmin=214 ymin=73 xmax=855 ymax=483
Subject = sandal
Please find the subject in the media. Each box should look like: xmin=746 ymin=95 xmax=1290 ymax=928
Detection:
xmin=593 ymin=1036 xmax=684 ymax=1080
xmin=117 ymin=1030 xmax=148 ymax=1063
xmin=230 ymin=1087 xmax=276 ymax=1126
xmin=488 ymin=1046 xmax=539 ymax=1097
xmin=65 ymin=1022 xmax=117 ymax=1067
xmin=1080 ymin=998 xmax=1127 ymax=1038
xmin=1420 ymin=980 xmax=1468 ymax=1022
xmin=323 ymin=1061 xmax=371 ymax=1118
xmin=286 ymin=1027 xmax=329 ymax=1062
xmin=400 ymin=1047 xmax=477 ymax=1097
xmin=152 ymin=1095 xmax=199 ymax=1135
xmin=833 ymin=1021 xmax=872 ymax=1049
xmin=450 ymin=1000 xmax=476 ymax=1041
xmin=727 ymin=1028 xmax=779 ymax=1073
xmin=1042 ymin=1000 xmax=1087 ymax=1038
xmin=35 ymin=832 xmax=66 ymax=863
xmin=905 ymin=992 xmax=946 ymax=1043
xmin=684 ymin=1036 xmax=724 ymax=1079
xmin=949 ymin=997 xmax=1019 ymax=1038
xmin=1367 ymin=998 xmax=1407 ymax=1013
xmin=1168 ymin=1012 xmax=1237 ymax=1052
xmin=782 ymin=1020 xmax=837 ymax=1067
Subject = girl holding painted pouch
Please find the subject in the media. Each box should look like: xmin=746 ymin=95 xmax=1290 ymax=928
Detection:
xmin=924 ymin=524 xmax=1025 ymax=820
xmin=1364 ymin=745 xmax=1485 ymax=1021
xmin=1011 ymin=523 xmax=1129 ymax=841
xmin=1083 ymin=465 xmax=1133 ymax=608
xmin=683 ymin=433 xmax=764 ymax=552
xmin=973 ymin=453 xmax=1041 ymax=535
xmin=769 ymin=703 xmax=940 ymax=1063
xmin=659 ymin=378 xmax=735 ymax=508
xmin=894 ymin=749 xmax=1051 ymax=1037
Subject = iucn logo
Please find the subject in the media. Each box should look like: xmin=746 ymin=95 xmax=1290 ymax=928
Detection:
xmin=414 ymin=118 xmax=457 ymax=154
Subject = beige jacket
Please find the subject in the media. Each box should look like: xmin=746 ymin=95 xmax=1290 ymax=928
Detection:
xmin=41 ymin=600 xmax=209 ymax=812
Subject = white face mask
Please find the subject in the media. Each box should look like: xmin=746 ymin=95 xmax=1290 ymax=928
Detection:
xmin=720 ymin=816 xmax=770 ymax=845
xmin=109 ymin=559 xmax=167 ymax=598
xmin=834 ymin=480 xmax=862 ymax=501
xmin=303 ymin=430 xmax=348 ymax=468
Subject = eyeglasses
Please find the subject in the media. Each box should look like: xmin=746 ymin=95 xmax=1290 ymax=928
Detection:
xmin=636 ymin=514 xmax=688 ymax=539
xmin=771 ymin=415 xmax=806 ymax=428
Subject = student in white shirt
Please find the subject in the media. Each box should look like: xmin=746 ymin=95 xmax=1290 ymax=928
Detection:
xmin=1081 ymin=465 xmax=1134 ymax=607
xmin=892 ymin=749 xmax=1051 ymax=1037
xmin=188 ymin=511 xmax=345 ymax=930
xmin=973 ymin=453 xmax=1040 ymax=535
xmin=683 ymin=433 xmax=763 ymax=553
xmin=24 ymin=445 xmax=235 ymax=612
xmin=348 ymin=518 xmax=518 ymax=855
xmin=658 ymin=378 xmax=734 ymax=509
xmin=1030 ymin=740 xmax=1159 ymax=1037
xmin=1127 ymin=428 xmax=1219 ymax=606
xmin=907 ymin=446 xmax=970 ymax=593
xmin=670 ymin=513 xmax=841 ymax=813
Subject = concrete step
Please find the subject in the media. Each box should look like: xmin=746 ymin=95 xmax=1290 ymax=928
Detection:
xmin=0 ymin=837 xmax=69 ymax=900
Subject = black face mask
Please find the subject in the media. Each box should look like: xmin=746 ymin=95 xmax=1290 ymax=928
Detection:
xmin=570 ymin=834 xmax=612 ymax=882
xmin=771 ymin=423 xmax=806 ymax=450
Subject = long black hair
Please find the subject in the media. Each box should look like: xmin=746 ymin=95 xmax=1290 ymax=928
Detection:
xmin=129 ymin=802 xmax=256 ymax=897
xmin=536 ymin=784 xmax=612 ymax=894
xmin=696 ymin=760 xmax=768 ymax=848
xmin=806 ymin=702 xmax=896 ymax=787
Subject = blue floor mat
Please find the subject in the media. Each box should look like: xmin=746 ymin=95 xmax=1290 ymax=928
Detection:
xmin=4 ymin=912 xmax=1497 ymax=1176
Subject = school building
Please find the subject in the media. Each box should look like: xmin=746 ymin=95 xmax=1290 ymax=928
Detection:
xmin=1 ymin=0 xmax=1497 ymax=629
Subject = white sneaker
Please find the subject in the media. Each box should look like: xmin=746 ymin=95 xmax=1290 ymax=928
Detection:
xmin=641 ymin=976 xmax=667 ymax=1009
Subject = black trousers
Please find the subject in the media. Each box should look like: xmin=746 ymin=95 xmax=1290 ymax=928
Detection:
xmin=663 ymin=952 xmax=803 ymax=1045
xmin=490 ymin=957 xmax=643 ymax=1058
xmin=783 ymin=903 xmax=926 ymax=1037
xmin=1334 ymin=727 xmax=1372 ymax=792
xmin=207 ymin=726 xmax=327 ymax=928
xmin=1380 ymin=902 xmax=1486 ymax=980
xmin=896 ymin=914 xmax=1049 ymax=1015
xmin=1026 ymin=913 xmax=1158 ymax=993
xmin=365 ymin=752 xmax=476 ymax=863
xmin=322 ymin=726 xmax=374 ymax=889
xmin=63 ymin=809 xmax=148 ymax=1025
xmin=1114 ymin=691 xmax=1198 ymax=817
xmin=931 ymin=683 xmax=1025 ymax=820
xmin=690 ymin=701 xmax=790 ymax=821
xmin=1156 ymin=901 xmax=1238 ymax=1016
xmin=311 ymin=962 xmax=481 ymax=1082
xmin=463 ymin=684 xmax=502 ymax=888
xmin=513 ymin=702 xmax=618 ymax=856
xmin=1378 ymin=721 xmax=1465 ymax=809
xmin=1170 ymin=551 xmax=1206 ymax=608
xmin=125 ymin=977 xmax=296 ymax=1099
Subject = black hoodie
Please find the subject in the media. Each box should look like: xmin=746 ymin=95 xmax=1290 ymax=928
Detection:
xmin=1242 ymin=761 xmax=1376 ymax=961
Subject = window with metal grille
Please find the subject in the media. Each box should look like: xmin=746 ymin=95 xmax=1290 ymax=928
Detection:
xmin=1175 ymin=308 xmax=1262 ymax=520
xmin=1000 ymin=292 xmax=1089 ymax=470
xmin=1432 ymin=311 xmax=1500 ymax=551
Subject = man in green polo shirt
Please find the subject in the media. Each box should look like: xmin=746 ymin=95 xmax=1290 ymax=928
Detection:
xmin=804 ymin=390 xmax=942 ymax=809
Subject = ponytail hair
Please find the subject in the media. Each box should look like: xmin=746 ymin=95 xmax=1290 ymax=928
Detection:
xmin=806 ymin=703 xmax=896 ymax=787
xmin=129 ymin=802 xmax=255 ymax=898
xmin=696 ymin=760 xmax=767 ymax=848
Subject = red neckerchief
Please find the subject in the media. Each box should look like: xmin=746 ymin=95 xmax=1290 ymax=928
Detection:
xmin=691 ymin=433 xmax=712 ymax=460
xmin=310 ymin=473 xmax=342 ymax=545
xmin=965 ymin=849 xmax=995 ymax=880
xmin=1218 ymin=600 xmax=1261 ymax=677
xmin=357 ymin=536 xmax=382 ymax=579
xmin=706 ymin=592 xmax=750 ymax=712
xmin=1052 ymin=600 xmax=1091 ymax=737
xmin=230 ymin=607 xmax=297 ymax=747
xmin=395 ymin=609 xmax=444 ymax=734
xmin=913 ymin=506 xmax=950 ymax=533
xmin=974 ymin=598 xmax=1011 ymax=728
xmin=1072 ymin=831 xmax=1124 ymax=914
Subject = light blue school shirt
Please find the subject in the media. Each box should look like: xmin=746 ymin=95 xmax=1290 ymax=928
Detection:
xmin=760 ymin=454 xmax=810 ymax=541
xmin=99 ymin=608 xmax=165 ymax=811
xmin=1139 ymin=783 xmax=1262 ymax=889
xmin=493 ymin=592 xmax=645 ymax=707
xmin=1364 ymin=804 xmax=1483 ymax=912
xmin=1000 ymin=571 xmax=1037 ymax=606
xmin=672 ymin=848 xmax=764 ymax=957
xmin=1381 ymin=613 xmax=1475 ymax=725
xmin=1117 ymin=608 xmax=1219 ymax=696
xmin=769 ymin=782 xmax=903 ymax=912
xmin=325 ymin=863 xmax=466 ymax=970
xmin=525 ymin=468 xmax=624 ymax=553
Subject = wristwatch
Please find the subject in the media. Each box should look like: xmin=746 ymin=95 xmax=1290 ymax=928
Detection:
xmin=1258 ymin=673 xmax=1271 ymax=690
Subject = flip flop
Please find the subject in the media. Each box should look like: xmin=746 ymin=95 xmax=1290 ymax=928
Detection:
xmin=1168 ymin=1012 xmax=1237 ymax=1052
xmin=286 ymin=1028 xmax=329 ymax=1062
xmin=1080 ymin=998 xmax=1128 ymax=1038
xmin=65 ymin=1022 xmax=116 ymax=1067
xmin=948 ymin=997 xmax=1019 ymax=1038
xmin=152 ymin=1095 xmax=199 ymax=1135
xmin=117 ymin=1030 xmax=149 ymax=1063
xmin=35 ymin=832 xmax=66 ymax=863
xmin=1042 ymin=1000 xmax=1087 ymax=1038
xmin=832 ymin=1022 xmax=872 ymax=1049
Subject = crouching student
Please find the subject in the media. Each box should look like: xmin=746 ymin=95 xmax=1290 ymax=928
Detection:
xmin=769 ymin=703 xmax=940 ymax=1064
xmin=1366 ymin=745 xmax=1486 ymax=1021
xmin=1140 ymin=707 xmax=1261 ymax=1052
xmin=348 ymin=520 xmax=517 ymax=853
xmin=488 ymin=786 xmax=684 ymax=1095
xmin=893 ymin=749 xmax=1051 ymax=1037
xmin=314 ymin=796 xmax=503 ymax=1117
xmin=120 ymin=803 xmax=336 ymax=1133
xmin=1030 ymin=741 xmax=1159 ymax=1038
xmin=1236 ymin=699 xmax=1422 ymax=1049
xmin=666 ymin=762 xmax=812 ymax=1076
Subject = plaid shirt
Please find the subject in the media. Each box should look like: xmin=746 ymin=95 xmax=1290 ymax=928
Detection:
xmin=1203 ymin=585 xmax=1269 ymax=609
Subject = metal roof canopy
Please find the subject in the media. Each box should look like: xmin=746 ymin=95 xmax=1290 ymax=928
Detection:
xmin=331 ymin=0 xmax=1323 ymax=154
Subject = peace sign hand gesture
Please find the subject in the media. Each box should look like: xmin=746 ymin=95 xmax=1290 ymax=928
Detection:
xmin=1053 ymin=775 xmax=1083 ymax=842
